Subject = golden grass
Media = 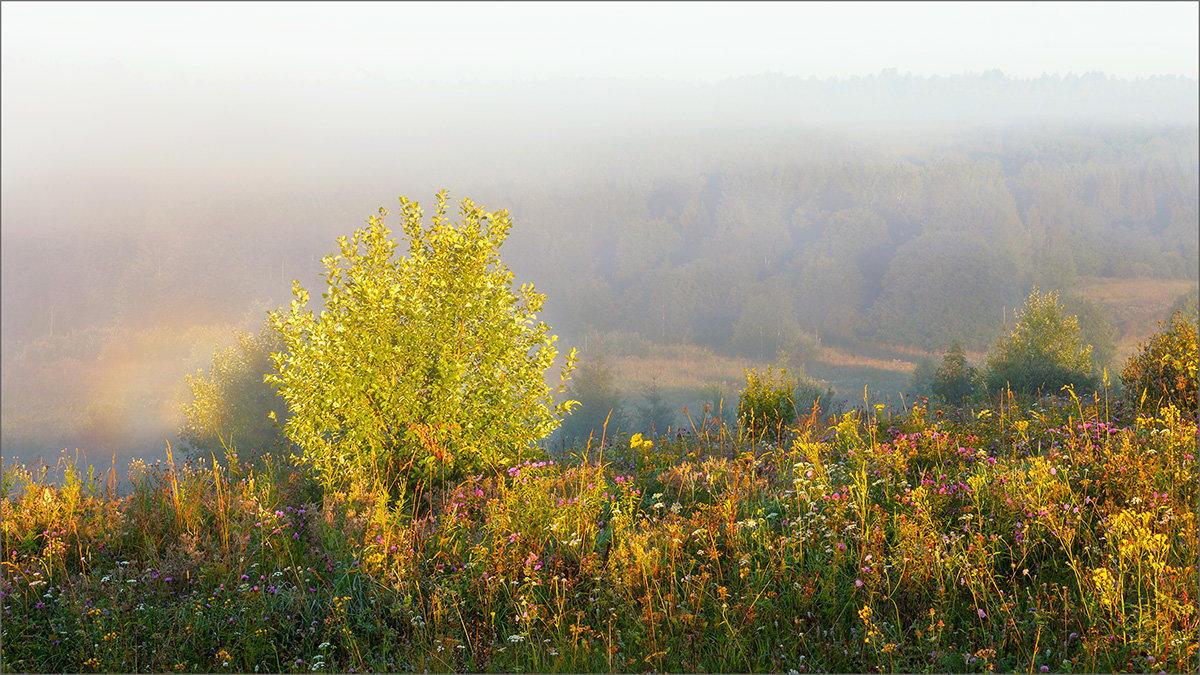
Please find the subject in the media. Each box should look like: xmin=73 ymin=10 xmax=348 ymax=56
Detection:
xmin=610 ymin=343 xmax=759 ymax=392
xmin=1075 ymin=276 xmax=1196 ymax=361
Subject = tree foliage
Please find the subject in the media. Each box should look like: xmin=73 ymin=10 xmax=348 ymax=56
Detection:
xmin=179 ymin=325 xmax=290 ymax=462
xmin=909 ymin=357 xmax=937 ymax=398
xmin=267 ymin=192 xmax=576 ymax=496
xmin=737 ymin=364 xmax=833 ymax=441
xmin=931 ymin=342 xmax=979 ymax=405
xmin=557 ymin=348 xmax=624 ymax=448
xmin=737 ymin=365 xmax=797 ymax=442
xmin=635 ymin=379 xmax=675 ymax=437
xmin=1060 ymin=293 xmax=1117 ymax=375
xmin=984 ymin=287 xmax=1096 ymax=396
xmin=1120 ymin=310 xmax=1198 ymax=414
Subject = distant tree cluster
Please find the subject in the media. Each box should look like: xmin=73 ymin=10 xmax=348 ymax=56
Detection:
xmin=912 ymin=288 xmax=1118 ymax=405
xmin=502 ymin=126 xmax=1196 ymax=355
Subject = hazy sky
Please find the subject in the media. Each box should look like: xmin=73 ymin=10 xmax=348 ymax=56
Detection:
xmin=3 ymin=1 xmax=1198 ymax=85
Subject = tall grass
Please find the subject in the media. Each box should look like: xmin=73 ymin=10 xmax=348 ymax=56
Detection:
xmin=2 ymin=391 xmax=1196 ymax=673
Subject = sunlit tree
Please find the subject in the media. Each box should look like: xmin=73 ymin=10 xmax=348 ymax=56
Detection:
xmin=267 ymin=192 xmax=577 ymax=497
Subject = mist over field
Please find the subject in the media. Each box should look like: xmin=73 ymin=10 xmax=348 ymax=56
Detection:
xmin=2 ymin=3 xmax=1198 ymax=476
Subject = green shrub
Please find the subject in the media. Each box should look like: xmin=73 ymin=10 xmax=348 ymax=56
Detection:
xmin=179 ymin=324 xmax=290 ymax=462
xmin=1120 ymin=310 xmax=1199 ymax=414
xmin=984 ymin=287 xmax=1096 ymax=396
xmin=931 ymin=341 xmax=979 ymax=405
xmin=738 ymin=365 xmax=796 ymax=441
xmin=737 ymin=364 xmax=832 ymax=440
xmin=557 ymin=347 xmax=625 ymax=448
xmin=635 ymin=378 xmax=675 ymax=437
xmin=267 ymin=192 xmax=577 ymax=498
xmin=794 ymin=366 xmax=836 ymax=424
xmin=1060 ymin=292 xmax=1118 ymax=375
xmin=909 ymin=356 xmax=937 ymax=398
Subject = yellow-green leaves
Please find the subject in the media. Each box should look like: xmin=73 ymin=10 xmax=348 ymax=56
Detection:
xmin=267 ymin=192 xmax=576 ymax=499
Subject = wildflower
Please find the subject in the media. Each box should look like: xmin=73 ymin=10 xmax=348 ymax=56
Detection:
xmin=978 ymin=609 xmax=986 ymax=618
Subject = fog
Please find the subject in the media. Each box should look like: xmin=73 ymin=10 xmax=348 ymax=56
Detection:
xmin=3 ymin=3 xmax=1198 ymax=477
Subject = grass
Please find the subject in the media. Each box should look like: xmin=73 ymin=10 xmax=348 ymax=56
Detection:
xmin=1074 ymin=276 xmax=1196 ymax=362
xmin=3 ymin=389 xmax=1196 ymax=673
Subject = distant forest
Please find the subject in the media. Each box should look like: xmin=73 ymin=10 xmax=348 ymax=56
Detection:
xmin=3 ymin=124 xmax=1196 ymax=363
xmin=502 ymin=124 xmax=1198 ymax=355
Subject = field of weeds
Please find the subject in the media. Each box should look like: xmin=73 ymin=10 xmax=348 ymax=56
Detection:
xmin=2 ymin=392 xmax=1196 ymax=673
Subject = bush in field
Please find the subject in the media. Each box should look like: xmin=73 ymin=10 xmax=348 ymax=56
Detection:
xmin=179 ymin=325 xmax=290 ymax=461
xmin=908 ymin=356 xmax=937 ymax=397
xmin=738 ymin=365 xmax=795 ymax=440
xmin=636 ymin=379 xmax=675 ymax=437
xmin=1060 ymin=292 xmax=1118 ymax=376
xmin=267 ymin=192 xmax=576 ymax=497
xmin=931 ymin=341 xmax=979 ymax=404
xmin=737 ymin=364 xmax=831 ymax=440
xmin=1121 ymin=310 xmax=1198 ymax=414
xmin=793 ymin=365 xmax=835 ymax=423
xmin=984 ymin=287 xmax=1096 ymax=396
xmin=557 ymin=348 xmax=625 ymax=447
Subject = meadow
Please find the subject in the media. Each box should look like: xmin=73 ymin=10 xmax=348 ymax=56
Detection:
xmin=2 ymin=388 xmax=1195 ymax=673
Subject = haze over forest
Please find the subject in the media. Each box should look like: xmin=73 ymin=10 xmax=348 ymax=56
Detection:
xmin=2 ymin=3 xmax=1198 ymax=474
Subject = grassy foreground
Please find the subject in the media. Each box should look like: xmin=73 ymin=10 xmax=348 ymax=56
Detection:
xmin=2 ymin=393 xmax=1196 ymax=673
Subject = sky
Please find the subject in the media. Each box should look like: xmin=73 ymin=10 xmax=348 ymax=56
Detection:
xmin=3 ymin=1 xmax=1198 ymax=85
xmin=4 ymin=1 xmax=1196 ymax=182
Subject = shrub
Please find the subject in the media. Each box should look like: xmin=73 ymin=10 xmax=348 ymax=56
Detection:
xmin=179 ymin=324 xmax=290 ymax=462
xmin=909 ymin=357 xmax=937 ymax=398
xmin=737 ymin=364 xmax=831 ymax=440
xmin=738 ymin=365 xmax=796 ymax=441
xmin=984 ymin=287 xmax=1096 ymax=396
xmin=635 ymin=378 xmax=675 ymax=437
xmin=267 ymin=192 xmax=577 ymax=498
xmin=931 ymin=341 xmax=979 ymax=405
xmin=557 ymin=347 xmax=624 ymax=448
xmin=1120 ymin=310 xmax=1199 ymax=414
xmin=1060 ymin=292 xmax=1118 ymax=375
